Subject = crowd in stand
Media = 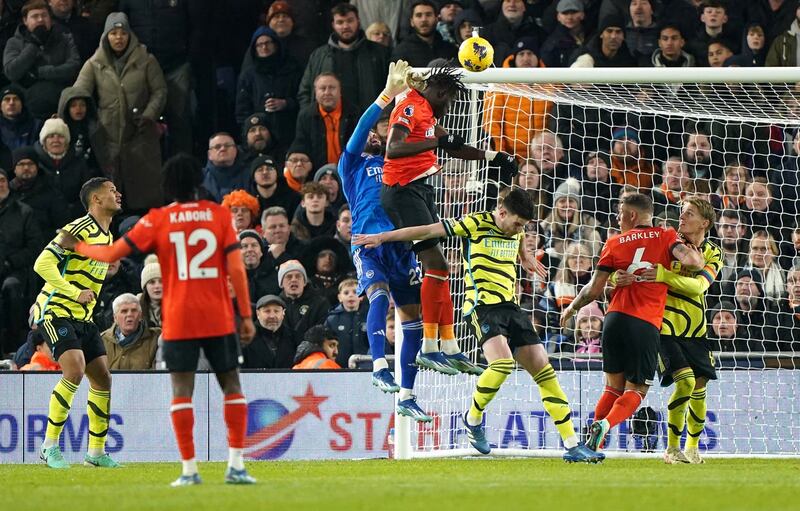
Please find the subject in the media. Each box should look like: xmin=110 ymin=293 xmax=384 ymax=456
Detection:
xmin=2 ymin=0 xmax=800 ymax=372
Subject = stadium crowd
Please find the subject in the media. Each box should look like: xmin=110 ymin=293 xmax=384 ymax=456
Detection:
xmin=2 ymin=0 xmax=800 ymax=371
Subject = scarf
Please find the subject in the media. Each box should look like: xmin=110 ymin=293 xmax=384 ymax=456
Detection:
xmin=115 ymin=322 xmax=144 ymax=348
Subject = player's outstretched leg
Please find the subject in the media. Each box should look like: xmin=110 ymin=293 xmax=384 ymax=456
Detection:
xmin=40 ymin=376 xmax=78 ymax=469
xmin=367 ymin=287 xmax=400 ymax=393
xmin=684 ymin=384 xmax=708 ymax=464
xmin=664 ymin=368 xmax=694 ymax=464
xmin=463 ymin=357 xmax=514 ymax=454
xmin=396 ymin=317 xmax=432 ymax=422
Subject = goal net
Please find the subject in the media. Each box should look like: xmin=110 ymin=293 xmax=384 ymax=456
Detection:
xmin=396 ymin=67 xmax=800 ymax=459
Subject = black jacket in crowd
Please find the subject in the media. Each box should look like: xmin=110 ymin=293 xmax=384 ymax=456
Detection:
xmin=280 ymin=286 xmax=331 ymax=347
xmin=391 ymin=30 xmax=457 ymax=67
xmin=242 ymin=322 xmax=297 ymax=369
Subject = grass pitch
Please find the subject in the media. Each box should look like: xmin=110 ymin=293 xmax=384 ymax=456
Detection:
xmin=3 ymin=458 xmax=799 ymax=511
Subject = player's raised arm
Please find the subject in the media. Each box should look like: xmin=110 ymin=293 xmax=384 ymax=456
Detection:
xmin=353 ymin=222 xmax=447 ymax=248
xmin=560 ymin=269 xmax=611 ymax=328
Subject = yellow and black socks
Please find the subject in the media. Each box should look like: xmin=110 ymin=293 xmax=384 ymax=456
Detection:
xmin=667 ymin=368 xmax=696 ymax=449
xmin=87 ymin=387 xmax=111 ymax=457
xmin=533 ymin=364 xmax=578 ymax=448
xmin=685 ymin=387 xmax=707 ymax=450
xmin=467 ymin=358 xmax=514 ymax=425
xmin=43 ymin=378 xmax=78 ymax=449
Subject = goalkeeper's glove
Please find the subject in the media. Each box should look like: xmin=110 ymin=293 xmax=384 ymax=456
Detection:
xmin=382 ymin=60 xmax=410 ymax=99
xmin=490 ymin=151 xmax=518 ymax=176
xmin=438 ymin=133 xmax=464 ymax=150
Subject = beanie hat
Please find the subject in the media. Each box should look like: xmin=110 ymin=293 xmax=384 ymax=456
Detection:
xmin=140 ymin=261 xmax=161 ymax=290
xmin=0 ymin=83 xmax=25 ymax=102
xmin=267 ymin=0 xmax=293 ymax=22
xmin=39 ymin=118 xmax=71 ymax=146
xmin=512 ymin=36 xmax=539 ymax=57
xmin=313 ymin=163 xmax=339 ymax=183
xmin=250 ymin=154 xmax=278 ymax=176
xmin=611 ymin=127 xmax=639 ymax=144
xmin=242 ymin=112 xmax=271 ymax=142
xmin=552 ymin=177 xmax=582 ymax=205
xmin=238 ymin=229 xmax=264 ymax=248
xmin=104 ymin=12 xmax=131 ymax=35
xmin=576 ymin=300 xmax=604 ymax=323
xmin=12 ymin=146 xmax=38 ymax=167
xmin=278 ymin=259 xmax=307 ymax=287
xmin=598 ymin=14 xmax=625 ymax=33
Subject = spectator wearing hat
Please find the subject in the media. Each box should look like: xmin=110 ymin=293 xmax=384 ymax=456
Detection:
xmin=0 ymin=166 xmax=43 ymax=352
xmin=73 ymin=12 xmax=167 ymax=212
xmin=707 ymin=301 xmax=743 ymax=352
xmin=239 ymin=230 xmax=281 ymax=310
xmin=100 ymin=293 xmax=160 ymax=370
xmin=540 ymin=0 xmax=587 ymax=68
xmin=436 ymin=1 xmax=464 ymax=45
xmin=243 ymin=293 xmax=296 ymax=369
xmin=119 ymin=0 xmax=211 ymax=156
xmin=57 ymin=86 xmax=101 ymax=172
xmin=33 ymin=117 xmax=94 ymax=218
xmin=235 ymin=27 xmax=302 ymax=150
xmin=282 ymin=148 xmax=314 ymax=193
xmin=222 ymin=189 xmax=260 ymax=233
xmin=298 ymin=3 xmax=390 ymax=114
xmin=571 ymin=14 xmax=637 ymax=67
xmin=292 ymin=325 xmax=341 ymax=369
xmin=539 ymin=177 xmax=603 ymax=263
xmin=264 ymin=1 xmax=316 ymax=67
xmin=313 ymin=163 xmax=346 ymax=214
xmin=563 ymin=299 xmax=604 ymax=355
xmin=650 ymin=23 xmax=695 ymax=67
xmin=392 ymin=0 xmax=457 ymax=67
xmin=203 ymin=132 xmax=250 ymax=203
xmin=238 ymin=113 xmax=278 ymax=168
xmin=291 ymin=181 xmax=337 ymax=241
xmin=250 ymin=155 xmax=300 ymax=217
xmin=0 ymin=83 xmax=42 ymax=171
xmin=452 ymin=8 xmax=483 ymax=46
xmin=138 ymin=255 xmax=162 ymax=329
xmin=484 ymin=36 xmax=550 ymax=160
xmin=303 ymin=235 xmax=355 ymax=306
xmin=2 ymin=0 xmax=80 ymax=119
xmin=278 ymin=259 xmax=331 ymax=346
xmin=292 ymin=72 xmax=358 ymax=171
xmin=9 ymin=145 xmax=68 ymax=234
xmin=626 ymin=0 xmax=660 ymax=65
xmin=324 ymin=278 xmax=368 ymax=367
xmin=609 ymin=127 xmax=655 ymax=189
xmin=484 ymin=0 xmax=546 ymax=66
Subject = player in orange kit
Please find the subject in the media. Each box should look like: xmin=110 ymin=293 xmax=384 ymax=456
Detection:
xmin=58 ymin=154 xmax=256 ymax=486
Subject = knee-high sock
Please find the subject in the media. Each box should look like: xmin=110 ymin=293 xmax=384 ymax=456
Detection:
xmin=421 ymin=269 xmax=449 ymax=353
xmin=170 ymin=397 xmax=195 ymax=463
xmin=467 ymin=358 xmax=514 ymax=425
xmin=87 ymin=387 xmax=111 ymax=456
xmin=533 ymin=364 xmax=577 ymax=446
xmin=224 ymin=393 xmax=248 ymax=470
xmin=604 ymin=389 xmax=643 ymax=428
xmin=594 ymin=385 xmax=622 ymax=422
xmin=366 ymin=288 xmax=391 ymax=368
xmin=667 ymin=369 xmax=696 ymax=448
xmin=44 ymin=377 xmax=78 ymax=446
xmin=399 ymin=319 xmax=423 ymax=394
xmin=685 ymin=387 xmax=707 ymax=449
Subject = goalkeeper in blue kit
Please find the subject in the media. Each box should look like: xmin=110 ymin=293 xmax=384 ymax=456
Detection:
xmin=338 ymin=60 xmax=432 ymax=422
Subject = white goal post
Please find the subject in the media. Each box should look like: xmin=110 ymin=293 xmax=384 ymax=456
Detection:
xmin=394 ymin=67 xmax=800 ymax=460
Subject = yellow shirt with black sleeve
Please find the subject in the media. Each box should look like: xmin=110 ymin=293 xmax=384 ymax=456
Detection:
xmin=441 ymin=211 xmax=521 ymax=315
xmin=32 ymin=215 xmax=112 ymax=323
xmin=657 ymin=239 xmax=723 ymax=338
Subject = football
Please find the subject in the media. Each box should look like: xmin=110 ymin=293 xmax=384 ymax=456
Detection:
xmin=458 ymin=33 xmax=494 ymax=72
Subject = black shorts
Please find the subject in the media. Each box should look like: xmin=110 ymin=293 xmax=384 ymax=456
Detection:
xmin=602 ymin=312 xmax=660 ymax=386
xmin=466 ymin=303 xmax=541 ymax=350
xmin=162 ymin=334 xmax=242 ymax=373
xmin=381 ymin=180 xmax=441 ymax=252
xmin=658 ymin=335 xmax=718 ymax=387
xmin=40 ymin=317 xmax=106 ymax=363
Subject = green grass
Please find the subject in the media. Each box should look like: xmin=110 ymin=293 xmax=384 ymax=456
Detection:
xmin=4 ymin=458 xmax=799 ymax=511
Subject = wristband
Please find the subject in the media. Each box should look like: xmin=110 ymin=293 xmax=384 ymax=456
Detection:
xmin=484 ymin=150 xmax=498 ymax=161
xmin=376 ymin=90 xmax=392 ymax=109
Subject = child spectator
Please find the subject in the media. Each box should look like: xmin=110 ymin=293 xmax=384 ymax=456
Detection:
xmin=324 ymin=278 xmax=369 ymax=368
xmin=726 ymin=23 xmax=767 ymax=67
xmin=566 ymin=300 xmax=604 ymax=355
xmin=707 ymin=37 xmax=734 ymax=67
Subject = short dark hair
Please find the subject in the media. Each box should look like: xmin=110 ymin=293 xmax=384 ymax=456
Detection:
xmin=208 ymin=131 xmax=234 ymax=145
xmin=411 ymin=0 xmax=437 ymax=15
xmin=501 ymin=188 xmax=536 ymax=220
xmin=701 ymin=0 xmax=726 ymax=12
xmin=79 ymin=177 xmax=111 ymax=210
xmin=659 ymin=23 xmax=684 ymax=39
xmin=707 ymin=36 xmax=733 ymax=52
xmin=314 ymin=72 xmax=340 ymax=86
xmin=620 ymin=192 xmax=654 ymax=215
xmin=719 ymin=209 xmax=741 ymax=223
xmin=425 ymin=64 xmax=467 ymax=97
xmin=22 ymin=0 xmax=48 ymax=18
xmin=331 ymin=2 xmax=358 ymax=18
xmin=337 ymin=203 xmax=350 ymax=218
xmin=162 ymin=153 xmax=203 ymax=202
xmin=304 ymin=325 xmax=338 ymax=346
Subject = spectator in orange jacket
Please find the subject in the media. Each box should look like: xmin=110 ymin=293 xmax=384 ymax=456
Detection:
xmin=609 ymin=127 xmax=655 ymax=189
xmin=292 ymin=325 xmax=342 ymax=369
xmin=20 ymin=331 xmax=60 ymax=371
xmin=483 ymin=37 xmax=551 ymax=160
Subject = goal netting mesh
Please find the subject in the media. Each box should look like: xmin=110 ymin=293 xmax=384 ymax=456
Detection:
xmin=401 ymin=68 xmax=800 ymax=458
